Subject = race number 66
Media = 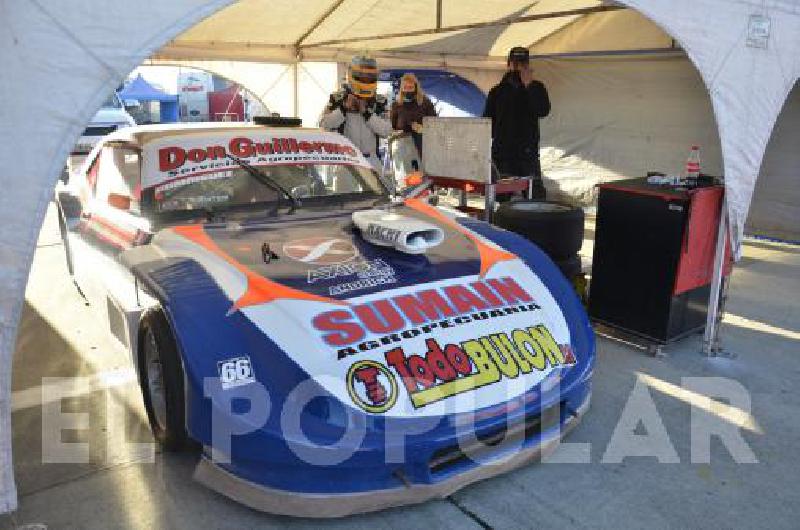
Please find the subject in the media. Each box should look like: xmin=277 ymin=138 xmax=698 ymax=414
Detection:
xmin=218 ymin=356 xmax=254 ymax=389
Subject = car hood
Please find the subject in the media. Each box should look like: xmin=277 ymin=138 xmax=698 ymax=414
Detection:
xmin=125 ymin=199 xmax=589 ymax=419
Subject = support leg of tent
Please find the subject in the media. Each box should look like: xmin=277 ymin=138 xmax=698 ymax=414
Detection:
xmin=485 ymin=184 xmax=495 ymax=222
xmin=292 ymin=62 xmax=299 ymax=118
xmin=702 ymin=198 xmax=729 ymax=356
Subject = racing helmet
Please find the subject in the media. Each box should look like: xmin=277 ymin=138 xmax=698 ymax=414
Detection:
xmin=348 ymin=55 xmax=379 ymax=99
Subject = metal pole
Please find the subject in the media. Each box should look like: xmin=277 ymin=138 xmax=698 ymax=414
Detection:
xmin=294 ymin=0 xmax=347 ymax=48
xmin=702 ymin=196 xmax=729 ymax=356
xmin=292 ymin=62 xmax=299 ymax=118
xmin=485 ymin=184 xmax=495 ymax=222
xmin=301 ymin=5 xmax=625 ymax=49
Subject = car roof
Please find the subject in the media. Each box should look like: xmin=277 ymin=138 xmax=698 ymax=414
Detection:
xmin=103 ymin=122 xmax=331 ymax=147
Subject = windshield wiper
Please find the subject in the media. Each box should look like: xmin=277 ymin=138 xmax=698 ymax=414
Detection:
xmin=226 ymin=154 xmax=300 ymax=214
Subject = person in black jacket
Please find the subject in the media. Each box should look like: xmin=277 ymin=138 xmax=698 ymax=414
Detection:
xmin=483 ymin=47 xmax=551 ymax=199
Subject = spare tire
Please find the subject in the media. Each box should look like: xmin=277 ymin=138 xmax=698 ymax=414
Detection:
xmin=494 ymin=200 xmax=584 ymax=260
xmin=554 ymin=255 xmax=582 ymax=279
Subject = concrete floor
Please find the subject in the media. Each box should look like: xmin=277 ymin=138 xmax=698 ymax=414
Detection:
xmin=3 ymin=204 xmax=799 ymax=529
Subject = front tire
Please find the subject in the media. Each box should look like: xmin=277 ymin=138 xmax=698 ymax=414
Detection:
xmin=138 ymin=309 xmax=188 ymax=451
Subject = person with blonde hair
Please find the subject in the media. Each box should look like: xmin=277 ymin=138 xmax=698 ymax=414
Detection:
xmin=390 ymin=73 xmax=437 ymax=155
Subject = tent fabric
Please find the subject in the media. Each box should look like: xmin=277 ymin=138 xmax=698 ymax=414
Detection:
xmin=159 ymin=100 xmax=181 ymax=123
xmin=380 ymin=69 xmax=487 ymax=117
xmin=746 ymin=80 xmax=800 ymax=241
xmin=0 ymin=0 xmax=237 ymax=512
xmin=2 ymin=0 xmax=800 ymax=513
xmin=621 ymin=0 xmax=800 ymax=255
xmin=531 ymin=9 xmax=674 ymax=55
xmin=119 ymin=73 xmax=180 ymax=123
xmin=118 ymin=73 xmax=178 ymax=102
xmin=167 ymin=0 xmax=598 ymax=59
xmin=533 ymin=55 xmax=724 ymax=205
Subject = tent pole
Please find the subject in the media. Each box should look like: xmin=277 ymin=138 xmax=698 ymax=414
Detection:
xmin=293 ymin=62 xmax=299 ymax=118
xmin=300 ymin=5 xmax=624 ymax=49
xmin=294 ymin=0 xmax=347 ymax=47
xmin=702 ymin=196 xmax=729 ymax=356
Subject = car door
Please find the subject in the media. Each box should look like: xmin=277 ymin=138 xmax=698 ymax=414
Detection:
xmin=73 ymin=144 xmax=149 ymax=308
xmin=82 ymin=145 xmax=146 ymax=250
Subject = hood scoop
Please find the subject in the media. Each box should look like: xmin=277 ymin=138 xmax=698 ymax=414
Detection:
xmin=353 ymin=209 xmax=445 ymax=255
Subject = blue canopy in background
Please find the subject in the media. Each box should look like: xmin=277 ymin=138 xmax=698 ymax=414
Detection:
xmin=379 ymin=69 xmax=486 ymax=117
xmin=118 ymin=74 xmax=179 ymax=123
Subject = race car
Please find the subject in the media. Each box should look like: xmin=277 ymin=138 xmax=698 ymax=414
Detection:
xmin=56 ymin=120 xmax=594 ymax=517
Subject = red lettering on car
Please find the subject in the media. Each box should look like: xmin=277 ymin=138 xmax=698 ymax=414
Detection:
xmin=158 ymin=146 xmax=186 ymax=172
xmin=442 ymin=284 xmax=490 ymax=313
xmin=313 ymin=310 xmax=365 ymax=347
xmin=392 ymin=290 xmax=455 ymax=324
xmin=353 ymin=300 xmax=405 ymax=334
xmin=487 ymin=277 xmax=533 ymax=304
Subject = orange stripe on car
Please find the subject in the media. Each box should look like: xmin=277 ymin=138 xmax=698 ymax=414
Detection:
xmin=404 ymin=198 xmax=517 ymax=277
xmin=172 ymin=225 xmax=344 ymax=311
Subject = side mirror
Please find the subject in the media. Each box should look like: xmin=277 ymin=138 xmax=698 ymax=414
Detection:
xmin=108 ymin=193 xmax=132 ymax=211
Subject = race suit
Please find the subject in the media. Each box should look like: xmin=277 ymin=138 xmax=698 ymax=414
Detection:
xmin=319 ymin=89 xmax=393 ymax=170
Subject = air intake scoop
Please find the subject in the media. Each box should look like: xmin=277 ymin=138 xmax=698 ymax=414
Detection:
xmin=352 ymin=209 xmax=445 ymax=255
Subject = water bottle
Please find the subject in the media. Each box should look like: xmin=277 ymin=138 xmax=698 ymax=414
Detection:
xmin=685 ymin=145 xmax=701 ymax=186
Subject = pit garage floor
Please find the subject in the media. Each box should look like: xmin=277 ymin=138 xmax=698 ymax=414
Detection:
xmin=3 ymin=204 xmax=799 ymax=529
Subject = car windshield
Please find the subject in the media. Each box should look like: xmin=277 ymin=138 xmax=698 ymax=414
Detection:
xmin=152 ymin=162 xmax=385 ymax=213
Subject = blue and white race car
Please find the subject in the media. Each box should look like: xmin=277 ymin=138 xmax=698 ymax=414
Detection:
xmin=56 ymin=121 xmax=594 ymax=517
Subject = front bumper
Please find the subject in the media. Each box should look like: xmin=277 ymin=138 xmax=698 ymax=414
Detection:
xmin=194 ymin=389 xmax=591 ymax=518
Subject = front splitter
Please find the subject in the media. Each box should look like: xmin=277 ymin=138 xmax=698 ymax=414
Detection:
xmin=194 ymin=392 xmax=590 ymax=518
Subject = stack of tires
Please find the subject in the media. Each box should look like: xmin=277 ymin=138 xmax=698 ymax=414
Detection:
xmin=493 ymin=200 xmax=585 ymax=280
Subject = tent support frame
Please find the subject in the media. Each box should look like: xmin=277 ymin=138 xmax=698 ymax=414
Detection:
xmin=294 ymin=0 xmax=347 ymax=49
xmin=702 ymin=197 xmax=729 ymax=356
xmin=300 ymin=5 xmax=625 ymax=49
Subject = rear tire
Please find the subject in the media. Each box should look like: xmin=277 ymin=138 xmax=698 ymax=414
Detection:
xmin=493 ymin=200 xmax=584 ymax=260
xmin=138 ymin=309 xmax=188 ymax=451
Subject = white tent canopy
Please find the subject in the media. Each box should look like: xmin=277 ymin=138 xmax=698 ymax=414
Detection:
xmin=1 ymin=0 xmax=798 ymax=512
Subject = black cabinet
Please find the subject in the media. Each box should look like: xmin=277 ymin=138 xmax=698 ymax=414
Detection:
xmin=588 ymin=179 xmax=725 ymax=344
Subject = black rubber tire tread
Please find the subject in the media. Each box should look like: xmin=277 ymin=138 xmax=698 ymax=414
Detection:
xmin=554 ymin=254 xmax=582 ymax=279
xmin=138 ymin=309 xmax=188 ymax=451
xmin=493 ymin=200 xmax=584 ymax=260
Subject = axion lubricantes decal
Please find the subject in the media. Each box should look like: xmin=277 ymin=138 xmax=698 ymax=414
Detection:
xmin=283 ymin=237 xmax=359 ymax=265
xmin=140 ymin=130 xmax=371 ymax=190
xmin=309 ymin=258 xmax=398 ymax=297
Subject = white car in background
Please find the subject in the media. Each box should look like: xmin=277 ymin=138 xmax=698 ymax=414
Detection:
xmin=66 ymin=92 xmax=137 ymax=179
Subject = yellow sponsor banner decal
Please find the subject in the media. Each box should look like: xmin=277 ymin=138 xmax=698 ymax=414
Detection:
xmin=405 ymin=324 xmax=573 ymax=408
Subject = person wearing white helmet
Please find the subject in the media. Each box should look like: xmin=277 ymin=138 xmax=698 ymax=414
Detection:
xmin=319 ymin=55 xmax=392 ymax=170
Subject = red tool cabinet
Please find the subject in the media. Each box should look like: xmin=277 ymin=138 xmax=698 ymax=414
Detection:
xmin=588 ymin=178 xmax=731 ymax=344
